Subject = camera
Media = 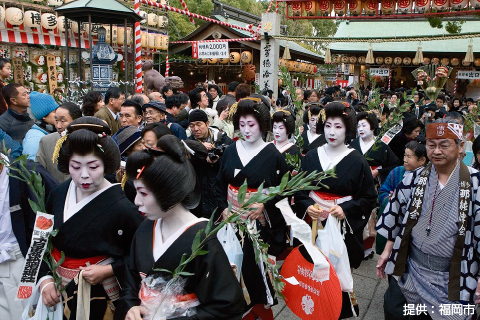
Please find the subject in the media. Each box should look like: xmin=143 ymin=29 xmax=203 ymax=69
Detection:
xmin=208 ymin=144 xmax=228 ymax=161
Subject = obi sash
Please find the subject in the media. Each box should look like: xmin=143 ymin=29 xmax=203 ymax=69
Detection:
xmin=370 ymin=166 xmax=382 ymax=171
xmin=309 ymin=190 xmax=352 ymax=221
xmin=227 ymin=184 xmax=268 ymax=227
xmin=52 ymin=247 xmax=120 ymax=302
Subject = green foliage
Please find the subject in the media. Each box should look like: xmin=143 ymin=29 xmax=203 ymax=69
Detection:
xmin=427 ymin=17 xmax=465 ymax=34
xmin=463 ymin=101 xmax=480 ymax=138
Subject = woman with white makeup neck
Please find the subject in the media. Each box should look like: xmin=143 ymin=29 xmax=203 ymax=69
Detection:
xmin=117 ymin=135 xmax=244 ymax=320
xmin=295 ymin=102 xmax=377 ymax=319
xmin=300 ymin=103 xmax=326 ymax=154
xmin=350 ymin=112 xmax=399 ymax=184
xmin=216 ymin=97 xmax=288 ymax=320
xmin=271 ymin=110 xmax=302 ymax=171
xmin=37 ymin=117 xmax=143 ymax=320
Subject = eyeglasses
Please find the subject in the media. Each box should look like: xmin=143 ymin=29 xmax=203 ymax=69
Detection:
xmin=116 ymin=97 xmax=126 ymax=102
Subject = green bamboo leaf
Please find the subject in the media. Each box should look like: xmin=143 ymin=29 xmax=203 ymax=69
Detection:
xmin=237 ymin=180 xmax=248 ymax=205
xmin=152 ymin=268 xmax=173 ymax=274
xmin=51 ymin=229 xmax=59 ymax=237
xmin=191 ymin=230 xmax=203 ymax=254
xmin=54 ymin=252 xmax=65 ymax=269
xmin=176 ymin=271 xmax=194 ymax=277
xmin=279 ymin=172 xmax=289 ymax=192
xmin=28 ymin=199 xmax=41 ymax=214
xmin=205 ymin=211 xmax=215 ymax=235
xmin=195 ymin=250 xmax=208 ymax=256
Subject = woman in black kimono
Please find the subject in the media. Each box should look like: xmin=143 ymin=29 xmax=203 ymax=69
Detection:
xmin=301 ymin=103 xmax=326 ymax=154
xmin=216 ymin=97 xmax=288 ymax=320
xmin=271 ymin=110 xmax=302 ymax=172
xmin=116 ymin=135 xmax=244 ymax=320
xmin=295 ymin=102 xmax=377 ymax=318
xmin=38 ymin=117 xmax=144 ymax=320
xmin=350 ymin=112 xmax=399 ymax=184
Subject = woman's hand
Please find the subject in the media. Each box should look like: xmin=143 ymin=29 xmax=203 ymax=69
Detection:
xmin=219 ymin=109 xmax=229 ymax=121
xmin=125 ymin=306 xmax=149 ymax=320
xmin=376 ymin=241 xmax=394 ymax=279
xmin=371 ymin=169 xmax=379 ymax=179
xmin=79 ymin=264 xmax=114 ymax=285
xmin=40 ymin=279 xmax=60 ymax=307
xmin=329 ymin=205 xmax=345 ymax=220
xmin=307 ymin=205 xmax=327 ymax=220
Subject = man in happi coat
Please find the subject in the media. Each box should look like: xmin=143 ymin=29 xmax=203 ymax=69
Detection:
xmin=376 ymin=119 xmax=480 ymax=320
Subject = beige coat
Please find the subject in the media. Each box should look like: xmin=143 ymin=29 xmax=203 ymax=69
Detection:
xmin=36 ymin=132 xmax=70 ymax=183
xmin=94 ymin=106 xmax=121 ymax=134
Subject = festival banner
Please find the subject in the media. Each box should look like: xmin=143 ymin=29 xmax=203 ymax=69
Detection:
xmin=457 ymin=71 xmax=480 ymax=80
xmin=192 ymin=41 xmax=198 ymax=59
xmin=11 ymin=58 xmax=24 ymax=85
xmin=196 ymin=42 xmax=229 ymax=59
xmin=369 ymin=68 xmax=390 ymax=77
xmin=16 ymin=212 xmax=54 ymax=301
xmin=381 ymin=123 xmax=403 ymax=144
xmin=46 ymin=54 xmax=58 ymax=93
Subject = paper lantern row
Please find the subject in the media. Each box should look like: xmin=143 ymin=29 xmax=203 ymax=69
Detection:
xmin=141 ymin=32 xmax=169 ymax=50
xmin=332 ymin=55 xmax=478 ymax=66
xmin=280 ymin=59 xmax=318 ymax=74
xmin=3 ymin=7 xmax=59 ymax=29
xmin=289 ymin=0 xmax=480 ymax=17
xmin=198 ymin=52 xmax=253 ymax=64
xmin=138 ymin=11 xmax=169 ymax=29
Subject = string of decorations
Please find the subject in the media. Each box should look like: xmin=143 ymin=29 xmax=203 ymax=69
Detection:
xmin=67 ymin=79 xmax=135 ymax=88
xmin=270 ymin=32 xmax=480 ymax=43
xmin=170 ymin=37 xmax=259 ymax=44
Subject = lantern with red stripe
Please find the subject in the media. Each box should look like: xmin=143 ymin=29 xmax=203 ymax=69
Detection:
xmin=381 ymin=0 xmax=395 ymax=14
xmin=415 ymin=0 xmax=430 ymax=13
xmin=450 ymin=0 xmax=467 ymax=9
xmin=6 ymin=7 xmax=24 ymax=27
xmin=363 ymin=0 xmax=378 ymax=14
xmin=303 ymin=1 xmax=316 ymax=15
xmin=432 ymin=0 xmax=449 ymax=11
xmin=280 ymin=247 xmax=342 ymax=320
xmin=41 ymin=13 xmax=57 ymax=30
xmin=317 ymin=0 xmax=332 ymax=15
xmin=397 ymin=0 xmax=414 ymax=13
xmin=290 ymin=2 xmax=302 ymax=16
xmin=333 ymin=0 xmax=347 ymax=15
xmin=24 ymin=11 xmax=41 ymax=29
xmin=348 ymin=0 xmax=362 ymax=15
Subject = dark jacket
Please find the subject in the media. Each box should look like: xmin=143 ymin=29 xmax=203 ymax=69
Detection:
xmin=0 ymin=80 xmax=7 ymax=115
xmin=9 ymin=161 xmax=58 ymax=256
xmin=0 ymin=108 xmax=34 ymax=144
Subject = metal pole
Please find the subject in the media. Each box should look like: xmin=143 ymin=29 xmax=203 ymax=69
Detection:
xmin=124 ymin=18 xmax=128 ymax=94
xmin=89 ymin=15 xmax=93 ymax=89
xmin=65 ymin=18 xmax=70 ymax=97
xmin=78 ymin=21 xmax=82 ymax=82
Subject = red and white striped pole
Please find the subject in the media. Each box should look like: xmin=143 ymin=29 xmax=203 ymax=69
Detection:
xmin=266 ymin=0 xmax=274 ymax=12
xmin=134 ymin=0 xmax=143 ymax=93
xmin=179 ymin=0 xmax=195 ymax=25
xmin=275 ymin=1 xmax=279 ymax=12
xmin=453 ymin=70 xmax=458 ymax=95
xmin=165 ymin=54 xmax=169 ymax=77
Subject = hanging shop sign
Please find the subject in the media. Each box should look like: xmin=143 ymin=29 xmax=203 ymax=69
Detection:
xmin=11 ymin=58 xmax=24 ymax=85
xmin=370 ymin=68 xmax=390 ymax=77
xmin=46 ymin=54 xmax=58 ymax=93
xmin=192 ymin=41 xmax=229 ymax=59
xmin=457 ymin=70 xmax=480 ymax=80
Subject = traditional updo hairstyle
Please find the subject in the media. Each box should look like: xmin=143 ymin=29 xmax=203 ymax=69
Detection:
xmin=305 ymin=102 xmax=322 ymax=134
xmin=125 ymin=135 xmax=200 ymax=212
xmin=232 ymin=97 xmax=271 ymax=133
xmin=56 ymin=116 xmax=120 ymax=175
xmin=271 ymin=110 xmax=296 ymax=138
xmin=317 ymin=101 xmax=357 ymax=140
xmin=356 ymin=111 xmax=379 ymax=136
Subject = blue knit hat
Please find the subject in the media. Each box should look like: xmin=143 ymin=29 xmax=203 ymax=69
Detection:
xmin=30 ymin=91 xmax=59 ymax=120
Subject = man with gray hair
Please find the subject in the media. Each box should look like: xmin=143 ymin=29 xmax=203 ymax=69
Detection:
xmin=376 ymin=119 xmax=480 ymax=319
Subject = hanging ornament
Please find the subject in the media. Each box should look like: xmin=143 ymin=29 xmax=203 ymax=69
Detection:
xmin=341 ymin=56 xmax=349 ymax=64
xmin=325 ymin=45 xmax=332 ymax=64
xmin=147 ymin=13 xmax=158 ymax=26
xmin=394 ymin=57 xmax=402 ymax=65
xmin=303 ymin=1 xmax=316 ymax=15
xmin=381 ymin=0 xmax=395 ymax=14
xmin=451 ymin=58 xmax=460 ymax=66
xmin=207 ymin=58 xmax=218 ymax=64
xmin=364 ymin=0 xmax=378 ymax=14
xmin=415 ymin=0 xmax=431 ymax=12
xmin=413 ymin=42 xmax=423 ymax=65
xmin=465 ymin=39 xmax=474 ymax=63
xmin=397 ymin=0 xmax=414 ymax=13
xmin=348 ymin=0 xmax=362 ymax=15
xmin=333 ymin=0 xmax=347 ymax=15
xmin=432 ymin=0 xmax=449 ymax=11
xmin=291 ymin=2 xmax=302 ymax=16
xmin=366 ymin=44 xmax=374 ymax=64
xmin=229 ymin=52 xmax=241 ymax=63
xmin=384 ymin=57 xmax=393 ymax=65
xmin=24 ymin=11 xmax=41 ymax=29
xmin=375 ymin=56 xmax=384 ymax=65
xmin=358 ymin=56 xmax=366 ymax=65
xmin=139 ymin=11 xmax=147 ymax=24
xmin=283 ymin=44 xmax=291 ymax=60
xmin=318 ymin=0 xmax=332 ymax=15
xmin=440 ymin=58 xmax=450 ymax=66
xmin=403 ymin=57 xmax=412 ymax=65
xmin=241 ymin=51 xmax=252 ymax=63
xmin=5 ymin=7 xmax=24 ymax=26
xmin=41 ymin=13 xmax=57 ymax=30
xmin=431 ymin=57 xmax=440 ymax=65
xmin=219 ymin=57 xmax=229 ymax=64
xmin=243 ymin=64 xmax=256 ymax=82
xmin=423 ymin=57 xmax=431 ymax=65
xmin=474 ymin=58 xmax=480 ymax=67
xmin=349 ymin=56 xmax=357 ymax=64
xmin=158 ymin=15 xmax=168 ymax=29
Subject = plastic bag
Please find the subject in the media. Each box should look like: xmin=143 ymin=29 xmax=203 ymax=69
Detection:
xmin=217 ymin=223 xmax=243 ymax=281
xmin=21 ymin=282 xmax=63 ymax=320
xmin=315 ymin=216 xmax=353 ymax=292
xmin=140 ymin=275 xmax=199 ymax=320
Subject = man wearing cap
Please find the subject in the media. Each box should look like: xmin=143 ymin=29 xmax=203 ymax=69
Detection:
xmin=187 ymin=109 xmax=232 ymax=218
xmin=142 ymin=100 xmax=186 ymax=140
xmin=376 ymin=119 xmax=480 ymax=319
xmin=22 ymin=92 xmax=59 ymax=160
xmin=114 ymin=126 xmax=144 ymax=160
xmin=94 ymin=87 xmax=124 ymax=134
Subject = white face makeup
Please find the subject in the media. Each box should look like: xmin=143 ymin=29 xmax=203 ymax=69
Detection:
xmin=133 ymin=180 xmax=164 ymax=220
xmin=357 ymin=119 xmax=373 ymax=140
xmin=239 ymin=115 xmax=262 ymax=143
xmin=273 ymin=122 xmax=288 ymax=144
xmin=309 ymin=115 xmax=317 ymax=133
xmin=69 ymin=154 xmax=105 ymax=197
xmin=324 ymin=117 xmax=346 ymax=147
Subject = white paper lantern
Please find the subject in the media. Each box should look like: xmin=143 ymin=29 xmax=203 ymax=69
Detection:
xmin=148 ymin=33 xmax=155 ymax=49
xmin=155 ymin=34 xmax=163 ymax=50
xmin=127 ymin=28 xmax=133 ymax=45
xmin=0 ymin=7 xmax=6 ymax=24
xmin=317 ymin=0 xmax=332 ymax=15
xmin=397 ymin=0 xmax=413 ymax=13
xmin=117 ymin=27 xmax=125 ymax=45
xmin=147 ymin=13 xmax=158 ymax=26
xmin=348 ymin=0 xmax=362 ymax=15
xmin=432 ymin=0 xmax=449 ymax=11
xmin=333 ymin=0 xmax=347 ymax=15
xmin=41 ymin=13 xmax=57 ymax=30
xmin=139 ymin=11 xmax=147 ymax=24
xmin=141 ymin=32 xmax=148 ymax=48
xmin=47 ymin=0 xmax=64 ymax=6
xmin=5 ymin=7 xmax=24 ymax=26
xmin=381 ymin=0 xmax=395 ymax=14
xmin=450 ymin=0 xmax=467 ymax=8
xmin=415 ymin=0 xmax=430 ymax=12
xmin=24 ymin=11 xmax=41 ymax=29
xmin=57 ymin=16 xmax=65 ymax=32
xmin=157 ymin=15 xmax=168 ymax=29
xmin=363 ymin=0 xmax=378 ymax=14
xmin=472 ymin=0 xmax=480 ymax=8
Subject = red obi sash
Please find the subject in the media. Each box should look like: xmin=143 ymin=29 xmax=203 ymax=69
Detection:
xmin=52 ymin=247 xmax=108 ymax=269
xmin=227 ymin=184 xmax=267 ymax=226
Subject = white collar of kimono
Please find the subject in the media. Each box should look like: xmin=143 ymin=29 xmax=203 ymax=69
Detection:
xmin=0 ymin=154 xmax=17 ymax=263
xmin=273 ymin=141 xmax=294 ymax=154
xmin=359 ymin=137 xmax=375 ymax=155
xmin=63 ymin=179 xmax=116 ymax=222
xmin=307 ymin=130 xmax=320 ymax=143
xmin=318 ymin=145 xmax=354 ymax=171
xmin=236 ymin=140 xmax=268 ymax=167
xmin=153 ymin=217 xmax=208 ymax=261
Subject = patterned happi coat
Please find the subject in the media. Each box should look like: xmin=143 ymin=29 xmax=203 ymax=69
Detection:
xmin=376 ymin=164 xmax=480 ymax=303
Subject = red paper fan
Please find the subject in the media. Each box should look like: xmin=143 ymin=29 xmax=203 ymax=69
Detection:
xmin=281 ymin=246 xmax=342 ymax=320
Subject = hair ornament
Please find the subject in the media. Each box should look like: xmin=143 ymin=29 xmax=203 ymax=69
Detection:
xmin=97 ymin=132 xmax=107 ymax=138
xmin=121 ymin=171 xmax=128 ymax=190
xmin=343 ymin=111 xmax=349 ymax=116
xmin=228 ymin=102 xmax=239 ymax=119
xmin=136 ymin=166 xmax=145 ymax=179
xmin=97 ymin=144 xmax=104 ymax=153
xmin=182 ymin=140 xmax=195 ymax=157
xmin=319 ymin=109 xmax=326 ymax=123
xmin=52 ymin=133 xmax=68 ymax=164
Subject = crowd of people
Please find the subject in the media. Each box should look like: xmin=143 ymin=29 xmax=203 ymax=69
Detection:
xmin=1 ymin=54 xmax=480 ymax=320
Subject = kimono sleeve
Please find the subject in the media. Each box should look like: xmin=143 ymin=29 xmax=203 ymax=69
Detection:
xmin=294 ymin=151 xmax=316 ymax=219
xmin=172 ymin=238 xmax=245 ymax=320
xmin=215 ymin=147 xmax=231 ymax=216
xmin=377 ymin=143 xmax=400 ymax=180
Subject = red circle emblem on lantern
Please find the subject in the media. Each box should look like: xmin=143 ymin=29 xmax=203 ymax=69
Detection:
xmin=383 ymin=0 xmax=394 ymax=9
xmin=416 ymin=0 xmax=429 ymax=5
xmin=349 ymin=0 xmax=358 ymax=9
xmin=433 ymin=0 xmax=447 ymax=5
xmin=304 ymin=1 xmax=314 ymax=10
xmin=366 ymin=0 xmax=377 ymax=10
xmin=292 ymin=2 xmax=302 ymax=10
xmin=280 ymin=247 xmax=342 ymax=320
xmin=318 ymin=0 xmax=330 ymax=11
xmin=334 ymin=0 xmax=346 ymax=11
xmin=398 ymin=0 xmax=411 ymax=8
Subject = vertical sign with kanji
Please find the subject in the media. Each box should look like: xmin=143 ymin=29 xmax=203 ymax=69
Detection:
xmin=46 ymin=55 xmax=57 ymax=94
xmin=259 ymin=12 xmax=280 ymax=97
xmin=11 ymin=58 xmax=24 ymax=85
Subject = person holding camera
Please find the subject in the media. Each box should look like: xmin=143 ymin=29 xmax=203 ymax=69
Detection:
xmin=187 ymin=109 xmax=232 ymax=219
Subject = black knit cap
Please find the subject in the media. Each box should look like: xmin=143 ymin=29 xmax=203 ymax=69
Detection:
xmin=189 ymin=109 xmax=209 ymax=123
